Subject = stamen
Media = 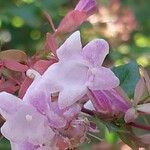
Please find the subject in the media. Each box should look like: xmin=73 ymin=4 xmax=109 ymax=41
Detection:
xmin=25 ymin=114 xmax=32 ymax=121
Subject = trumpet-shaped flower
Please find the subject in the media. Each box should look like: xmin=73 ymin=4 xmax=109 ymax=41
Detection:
xmin=0 ymin=90 xmax=82 ymax=149
xmin=0 ymin=92 xmax=55 ymax=148
xmin=124 ymin=69 xmax=150 ymax=123
xmin=84 ymin=88 xmax=130 ymax=117
xmin=36 ymin=31 xmax=119 ymax=109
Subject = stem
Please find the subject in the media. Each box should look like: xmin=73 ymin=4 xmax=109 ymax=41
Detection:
xmin=87 ymin=133 xmax=102 ymax=141
xmin=129 ymin=122 xmax=150 ymax=131
xmin=43 ymin=11 xmax=56 ymax=32
xmin=0 ymin=135 xmax=3 ymax=141
xmin=143 ymin=116 xmax=149 ymax=126
xmin=82 ymin=108 xmax=150 ymax=131
xmin=83 ymin=90 xmax=150 ymax=132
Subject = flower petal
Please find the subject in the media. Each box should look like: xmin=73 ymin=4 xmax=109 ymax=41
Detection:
xmin=104 ymin=89 xmax=130 ymax=113
xmin=11 ymin=142 xmax=36 ymax=150
xmin=63 ymin=103 xmax=81 ymax=119
xmin=25 ymin=90 xmax=50 ymax=114
xmin=56 ymin=31 xmax=82 ymax=61
xmin=35 ymin=63 xmax=62 ymax=93
xmin=124 ymin=108 xmax=138 ymax=123
xmin=137 ymin=103 xmax=150 ymax=114
xmin=1 ymin=105 xmax=54 ymax=145
xmin=0 ymin=92 xmax=21 ymax=118
xmin=134 ymin=78 xmax=147 ymax=105
xmin=88 ymin=67 xmax=120 ymax=90
xmin=36 ymin=60 xmax=88 ymax=105
xmin=91 ymin=89 xmax=130 ymax=115
xmin=142 ymin=68 xmax=150 ymax=94
xmin=89 ymin=90 xmax=112 ymax=114
xmin=58 ymin=87 xmax=87 ymax=109
xmin=23 ymin=64 xmax=61 ymax=103
xmin=75 ymin=0 xmax=97 ymax=16
xmin=82 ymin=39 xmax=109 ymax=67
xmin=47 ymin=110 xmax=67 ymax=128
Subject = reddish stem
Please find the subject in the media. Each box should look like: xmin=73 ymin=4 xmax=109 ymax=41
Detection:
xmin=129 ymin=122 xmax=150 ymax=131
xmin=82 ymin=108 xmax=150 ymax=131
xmin=43 ymin=11 xmax=56 ymax=32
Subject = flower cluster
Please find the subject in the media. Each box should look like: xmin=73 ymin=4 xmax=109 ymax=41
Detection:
xmin=0 ymin=28 xmax=120 ymax=149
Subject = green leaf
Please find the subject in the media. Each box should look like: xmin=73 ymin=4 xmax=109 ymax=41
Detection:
xmin=117 ymin=125 xmax=143 ymax=149
xmin=112 ymin=62 xmax=140 ymax=98
xmin=105 ymin=128 xmax=118 ymax=144
xmin=79 ymin=143 xmax=93 ymax=150
xmin=0 ymin=138 xmax=10 ymax=150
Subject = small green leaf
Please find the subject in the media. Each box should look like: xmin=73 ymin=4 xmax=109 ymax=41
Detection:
xmin=0 ymin=138 xmax=10 ymax=150
xmin=79 ymin=143 xmax=93 ymax=150
xmin=105 ymin=128 xmax=118 ymax=144
xmin=112 ymin=62 xmax=140 ymax=98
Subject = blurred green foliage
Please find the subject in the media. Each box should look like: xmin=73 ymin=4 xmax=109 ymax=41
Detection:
xmin=0 ymin=138 xmax=10 ymax=150
xmin=113 ymin=0 xmax=150 ymax=68
xmin=112 ymin=62 xmax=140 ymax=98
xmin=0 ymin=0 xmax=72 ymax=55
xmin=0 ymin=0 xmax=150 ymax=66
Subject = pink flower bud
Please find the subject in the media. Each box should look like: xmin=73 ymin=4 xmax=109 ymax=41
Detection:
xmin=55 ymin=0 xmax=97 ymax=35
xmin=89 ymin=88 xmax=130 ymax=116
xmin=75 ymin=0 xmax=97 ymax=16
xmin=124 ymin=108 xmax=138 ymax=123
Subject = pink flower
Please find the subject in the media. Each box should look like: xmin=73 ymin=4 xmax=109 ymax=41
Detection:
xmin=0 ymin=82 xmax=82 ymax=149
xmin=124 ymin=69 xmax=150 ymax=123
xmin=23 ymin=82 xmax=81 ymax=129
xmin=11 ymin=142 xmax=36 ymax=150
xmin=11 ymin=141 xmax=58 ymax=150
xmin=36 ymin=31 xmax=119 ymax=109
xmin=75 ymin=0 xmax=97 ymax=16
xmin=0 ymin=92 xmax=55 ymax=149
xmin=124 ymin=103 xmax=150 ymax=123
xmin=85 ymin=88 xmax=130 ymax=116
xmin=0 ymin=90 xmax=83 ymax=149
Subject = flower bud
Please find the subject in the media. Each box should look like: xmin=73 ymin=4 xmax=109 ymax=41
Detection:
xmin=89 ymin=88 xmax=130 ymax=116
xmin=75 ymin=0 xmax=97 ymax=16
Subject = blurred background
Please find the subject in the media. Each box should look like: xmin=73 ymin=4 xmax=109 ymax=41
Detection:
xmin=0 ymin=0 xmax=150 ymax=149
xmin=0 ymin=0 xmax=150 ymax=67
